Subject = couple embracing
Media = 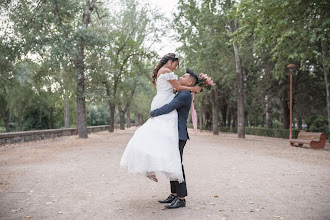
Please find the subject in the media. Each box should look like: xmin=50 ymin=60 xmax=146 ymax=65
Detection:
xmin=120 ymin=53 xmax=202 ymax=209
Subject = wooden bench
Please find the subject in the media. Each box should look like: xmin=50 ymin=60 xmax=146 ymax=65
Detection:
xmin=290 ymin=131 xmax=327 ymax=149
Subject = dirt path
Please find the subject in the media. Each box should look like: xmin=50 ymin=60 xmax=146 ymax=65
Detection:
xmin=1 ymin=128 xmax=330 ymax=220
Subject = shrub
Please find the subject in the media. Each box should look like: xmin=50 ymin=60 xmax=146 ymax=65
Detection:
xmin=219 ymin=127 xmax=237 ymax=133
xmin=219 ymin=127 xmax=300 ymax=139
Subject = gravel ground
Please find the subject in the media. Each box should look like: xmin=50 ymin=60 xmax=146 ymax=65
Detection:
xmin=0 ymin=127 xmax=330 ymax=220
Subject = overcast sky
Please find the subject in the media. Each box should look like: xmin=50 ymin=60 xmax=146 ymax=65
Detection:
xmin=141 ymin=0 xmax=181 ymax=56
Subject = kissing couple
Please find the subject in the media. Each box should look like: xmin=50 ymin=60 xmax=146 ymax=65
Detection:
xmin=120 ymin=53 xmax=201 ymax=209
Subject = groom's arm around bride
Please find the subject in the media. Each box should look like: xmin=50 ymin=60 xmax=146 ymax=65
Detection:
xmin=150 ymin=71 xmax=199 ymax=209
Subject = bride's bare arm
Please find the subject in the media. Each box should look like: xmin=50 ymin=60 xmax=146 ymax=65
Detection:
xmin=169 ymin=79 xmax=201 ymax=93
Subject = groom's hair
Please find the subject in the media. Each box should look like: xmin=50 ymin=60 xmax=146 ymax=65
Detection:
xmin=186 ymin=69 xmax=198 ymax=86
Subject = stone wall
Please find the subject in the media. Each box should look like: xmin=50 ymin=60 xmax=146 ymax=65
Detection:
xmin=0 ymin=125 xmax=110 ymax=145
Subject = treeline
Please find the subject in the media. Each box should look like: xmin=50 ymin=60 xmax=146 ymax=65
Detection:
xmin=0 ymin=0 xmax=329 ymax=140
xmin=175 ymin=0 xmax=329 ymax=138
xmin=0 ymin=0 xmax=161 ymax=134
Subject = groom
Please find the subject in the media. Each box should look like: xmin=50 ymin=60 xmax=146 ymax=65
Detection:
xmin=150 ymin=69 xmax=199 ymax=209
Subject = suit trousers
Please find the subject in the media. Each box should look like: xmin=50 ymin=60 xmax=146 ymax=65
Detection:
xmin=170 ymin=140 xmax=187 ymax=197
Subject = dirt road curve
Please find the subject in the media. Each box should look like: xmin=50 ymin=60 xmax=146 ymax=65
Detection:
xmin=1 ymin=128 xmax=330 ymax=220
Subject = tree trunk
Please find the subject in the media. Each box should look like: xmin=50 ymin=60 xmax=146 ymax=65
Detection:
xmin=119 ymin=115 xmax=125 ymax=130
xmin=135 ymin=112 xmax=140 ymax=126
xmin=109 ymin=103 xmax=115 ymax=132
xmin=261 ymin=114 xmax=265 ymax=127
xmin=265 ymin=95 xmax=273 ymax=128
xmin=255 ymin=114 xmax=258 ymax=127
xmin=227 ymin=106 xmax=232 ymax=128
xmin=230 ymin=25 xmax=245 ymax=138
xmin=64 ymin=99 xmax=70 ymax=128
xmin=220 ymin=98 xmax=227 ymax=127
xmin=119 ymin=109 xmax=125 ymax=130
xmin=75 ymin=48 xmax=87 ymax=138
xmin=127 ymin=110 xmax=131 ymax=128
xmin=203 ymin=113 xmax=206 ymax=128
xmin=211 ymin=90 xmax=219 ymax=135
xmin=245 ymin=111 xmax=249 ymax=127
xmin=199 ymin=101 xmax=203 ymax=132
xmin=74 ymin=0 xmax=97 ymax=138
xmin=17 ymin=99 xmax=23 ymax=131
xmin=105 ymin=82 xmax=115 ymax=132
xmin=139 ymin=114 xmax=144 ymax=125
xmin=48 ymin=107 xmax=54 ymax=129
xmin=3 ymin=109 xmax=10 ymax=132
xmin=63 ymin=69 xmax=70 ymax=128
xmin=321 ymin=37 xmax=330 ymax=142
xmin=282 ymin=87 xmax=290 ymax=129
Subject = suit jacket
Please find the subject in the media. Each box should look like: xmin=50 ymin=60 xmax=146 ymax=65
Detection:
xmin=150 ymin=90 xmax=192 ymax=140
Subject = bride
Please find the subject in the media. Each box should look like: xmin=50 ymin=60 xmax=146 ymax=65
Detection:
xmin=120 ymin=53 xmax=201 ymax=183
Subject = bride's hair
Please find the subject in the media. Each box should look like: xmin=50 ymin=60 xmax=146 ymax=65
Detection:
xmin=152 ymin=53 xmax=179 ymax=86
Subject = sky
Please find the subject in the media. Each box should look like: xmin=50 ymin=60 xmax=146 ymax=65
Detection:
xmin=141 ymin=0 xmax=181 ymax=56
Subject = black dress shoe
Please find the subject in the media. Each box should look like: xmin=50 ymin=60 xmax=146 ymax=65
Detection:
xmin=158 ymin=194 xmax=177 ymax=203
xmin=165 ymin=198 xmax=186 ymax=209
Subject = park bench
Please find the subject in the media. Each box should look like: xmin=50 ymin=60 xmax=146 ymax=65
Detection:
xmin=290 ymin=131 xmax=327 ymax=149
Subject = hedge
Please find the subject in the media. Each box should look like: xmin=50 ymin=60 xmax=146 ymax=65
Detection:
xmin=188 ymin=123 xmax=301 ymax=139
xmin=219 ymin=127 xmax=301 ymax=139
xmin=186 ymin=123 xmax=330 ymax=139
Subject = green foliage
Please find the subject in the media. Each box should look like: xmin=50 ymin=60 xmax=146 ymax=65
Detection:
xmin=272 ymin=120 xmax=284 ymax=129
xmin=86 ymin=104 xmax=109 ymax=126
xmin=308 ymin=116 xmax=329 ymax=135
xmin=1 ymin=0 xmax=329 ymax=135
xmin=219 ymin=127 xmax=300 ymax=139
xmin=219 ymin=127 xmax=238 ymax=133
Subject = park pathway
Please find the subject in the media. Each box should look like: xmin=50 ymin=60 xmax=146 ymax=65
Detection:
xmin=0 ymin=128 xmax=330 ymax=220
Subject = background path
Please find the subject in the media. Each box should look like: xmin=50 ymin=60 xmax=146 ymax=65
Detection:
xmin=1 ymin=128 xmax=329 ymax=220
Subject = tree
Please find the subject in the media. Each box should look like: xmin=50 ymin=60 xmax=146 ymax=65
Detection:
xmin=95 ymin=0 xmax=163 ymax=132
xmin=226 ymin=0 xmax=245 ymax=137
xmin=234 ymin=0 xmax=328 ymax=135
xmin=74 ymin=0 xmax=98 ymax=138
xmin=4 ymin=0 xmax=106 ymax=137
xmin=174 ymin=0 xmax=242 ymax=136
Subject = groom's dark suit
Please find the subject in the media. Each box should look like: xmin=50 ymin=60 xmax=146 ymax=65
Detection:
xmin=150 ymin=90 xmax=192 ymax=197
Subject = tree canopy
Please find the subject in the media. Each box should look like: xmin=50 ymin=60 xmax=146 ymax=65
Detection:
xmin=0 ymin=0 xmax=329 ymax=140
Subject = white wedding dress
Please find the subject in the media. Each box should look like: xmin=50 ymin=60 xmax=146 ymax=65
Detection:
xmin=120 ymin=72 xmax=184 ymax=183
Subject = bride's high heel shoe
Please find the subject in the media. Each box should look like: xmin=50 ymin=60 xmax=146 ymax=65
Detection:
xmin=146 ymin=172 xmax=158 ymax=182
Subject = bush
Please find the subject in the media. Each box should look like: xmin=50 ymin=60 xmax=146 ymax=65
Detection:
xmin=190 ymin=123 xmax=328 ymax=140
xmin=219 ymin=127 xmax=300 ymax=139
xmin=272 ymin=120 xmax=283 ymax=129
xmin=187 ymin=123 xmax=207 ymax=130
xmin=219 ymin=127 xmax=237 ymax=133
